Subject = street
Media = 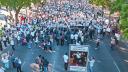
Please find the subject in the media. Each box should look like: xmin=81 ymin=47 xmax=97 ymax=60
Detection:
xmin=3 ymin=35 xmax=127 ymax=72
xmin=0 ymin=0 xmax=128 ymax=72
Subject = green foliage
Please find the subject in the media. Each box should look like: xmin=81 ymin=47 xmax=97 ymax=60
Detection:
xmin=120 ymin=18 xmax=128 ymax=30
xmin=110 ymin=0 xmax=125 ymax=14
xmin=89 ymin=0 xmax=128 ymax=39
xmin=0 ymin=0 xmax=42 ymax=11
xmin=0 ymin=0 xmax=42 ymax=22
xmin=0 ymin=30 xmax=3 ymax=37
xmin=119 ymin=4 xmax=128 ymax=39
xmin=110 ymin=0 xmax=128 ymax=39
xmin=89 ymin=0 xmax=111 ymax=8
xmin=122 ymin=28 xmax=128 ymax=39
xmin=120 ymin=4 xmax=128 ymax=19
xmin=0 ymin=0 xmax=42 ymax=23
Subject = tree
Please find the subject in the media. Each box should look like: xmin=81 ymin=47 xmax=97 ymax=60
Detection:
xmin=110 ymin=0 xmax=128 ymax=39
xmin=89 ymin=0 xmax=111 ymax=8
xmin=110 ymin=0 xmax=125 ymax=14
xmin=89 ymin=0 xmax=111 ymax=18
xmin=0 ymin=0 xmax=42 ymax=23
xmin=120 ymin=4 xmax=128 ymax=39
xmin=89 ymin=0 xmax=128 ymax=39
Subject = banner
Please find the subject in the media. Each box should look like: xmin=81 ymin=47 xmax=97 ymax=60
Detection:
xmin=69 ymin=45 xmax=89 ymax=72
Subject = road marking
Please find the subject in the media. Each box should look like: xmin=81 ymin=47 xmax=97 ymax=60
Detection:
xmin=21 ymin=61 xmax=26 ymax=69
xmin=124 ymin=60 xmax=128 ymax=63
xmin=113 ymin=61 xmax=121 ymax=72
xmin=102 ymin=40 xmax=121 ymax=72
xmin=52 ymin=60 xmax=56 ymax=72
xmin=52 ymin=45 xmax=59 ymax=72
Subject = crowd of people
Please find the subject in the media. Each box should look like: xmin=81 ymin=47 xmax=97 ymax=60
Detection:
xmin=0 ymin=0 xmax=121 ymax=72
xmin=30 ymin=55 xmax=52 ymax=72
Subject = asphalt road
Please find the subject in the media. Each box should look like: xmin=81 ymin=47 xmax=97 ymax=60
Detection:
xmin=3 ymin=35 xmax=128 ymax=72
xmin=1 ymin=0 xmax=128 ymax=72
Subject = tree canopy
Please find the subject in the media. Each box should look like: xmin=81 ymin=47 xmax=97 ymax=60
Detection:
xmin=110 ymin=0 xmax=125 ymax=14
xmin=0 ymin=0 xmax=42 ymax=9
xmin=120 ymin=4 xmax=128 ymax=39
xmin=89 ymin=0 xmax=128 ymax=39
xmin=89 ymin=0 xmax=111 ymax=8
xmin=111 ymin=0 xmax=128 ymax=39
xmin=0 ymin=0 xmax=42 ymax=23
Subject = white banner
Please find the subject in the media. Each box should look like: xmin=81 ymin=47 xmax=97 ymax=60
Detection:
xmin=69 ymin=45 xmax=89 ymax=72
xmin=70 ymin=66 xmax=87 ymax=72
xmin=70 ymin=45 xmax=88 ymax=52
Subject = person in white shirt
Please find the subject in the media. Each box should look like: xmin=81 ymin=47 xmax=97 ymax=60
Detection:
xmin=2 ymin=54 xmax=9 ymax=69
xmin=17 ymin=35 xmax=20 ymax=44
xmin=106 ymin=27 xmax=111 ymax=35
xmin=78 ymin=30 xmax=83 ymax=37
xmin=40 ymin=30 xmax=44 ymax=35
xmin=26 ymin=30 xmax=30 ymax=35
xmin=81 ymin=35 xmax=84 ymax=44
xmin=35 ymin=36 xmax=39 ymax=45
xmin=48 ymin=63 xmax=52 ymax=72
xmin=14 ymin=32 xmax=18 ymax=39
xmin=70 ymin=34 xmax=74 ymax=44
xmin=0 ymin=65 xmax=5 ymax=72
xmin=75 ymin=52 xmax=81 ymax=64
xmin=2 ymin=36 xmax=7 ymax=47
xmin=33 ymin=19 xmax=37 ymax=24
xmin=115 ymin=33 xmax=120 ymax=44
xmin=50 ymin=35 xmax=53 ymax=43
xmin=10 ymin=38 xmax=15 ymax=51
xmin=111 ymin=37 xmax=116 ymax=50
xmin=97 ymin=28 xmax=101 ymax=34
xmin=76 ymin=41 xmax=81 ymax=45
xmin=31 ymin=31 xmax=35 ymax=41
xmin=63 ymin=53 xmax=68 ymax=71
xmin=74 ymin=33 xmax=78 ymax=43
xmin=15 ymin=57 xmax=22 ymax=72
xmin=89 ymin=57 xmax=95 ymax=72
